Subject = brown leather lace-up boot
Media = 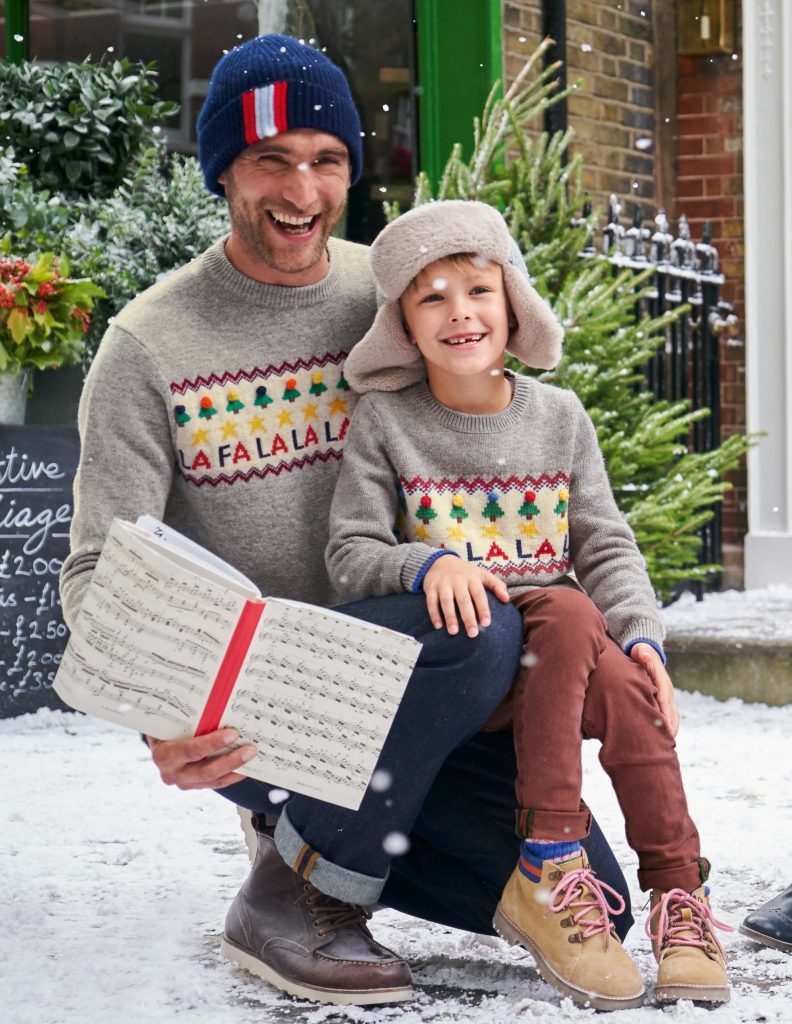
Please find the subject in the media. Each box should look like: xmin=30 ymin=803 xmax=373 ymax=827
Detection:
xmin=221 ymin=820 xmax=412 ymax=1005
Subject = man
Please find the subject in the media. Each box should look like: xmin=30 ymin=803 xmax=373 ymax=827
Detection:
xmin=741 ymin=887 xmax=792 ymax=953
xmin=60 ymin=34 xmax=631 ymax=1007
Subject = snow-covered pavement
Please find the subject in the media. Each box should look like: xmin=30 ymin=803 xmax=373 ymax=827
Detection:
xmin=4 ymin=691 xmax=792 ymax=1024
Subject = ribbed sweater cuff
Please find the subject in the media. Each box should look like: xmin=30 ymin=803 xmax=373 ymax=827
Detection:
xmin=399 ymin=544 xmax=449 ymax=592
xmin=624 ymin=637 xmax=666 ymax=665
xmin=412 ymin=550 xmax=460 ymax=592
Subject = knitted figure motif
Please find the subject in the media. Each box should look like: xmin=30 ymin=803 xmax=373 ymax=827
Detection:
xmin=398 ymin=475 xmax=571 ymax=579
xmin=282 ymin=378 xmax=301 ymax=402
xmin=415 ymin=494 xmax=436 ymax=541
xmin=555 ymin=487 xmax=569 ymax=534
xmin=337 ymin=372 xmax=350 ymax=391
xmin=518 ymin=490 xmax=540 ymax=519
xmin=198 ymin=395 xmax=217 ymax=419
xmin=448 ymin=494 xmax=469 ymax=541
xmin=169 ymin=357 xmax=358 ymax=486
xmin=450 ymin=495 xmax=469 ymax=523
xmin=309 ymin=372 xmax=328 ymax=396
xmin=483 ymin=492 xmax=505 ymax=523
xmin=226 ymin=389 xmax=245 ymax=414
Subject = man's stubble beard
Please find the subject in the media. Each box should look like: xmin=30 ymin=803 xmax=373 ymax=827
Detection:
xmin=229 ymin=194 xmax=347 ymax=277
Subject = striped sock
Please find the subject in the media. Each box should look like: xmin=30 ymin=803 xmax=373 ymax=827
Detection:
xmin=518 ymin=839 xmax=582 ymax=883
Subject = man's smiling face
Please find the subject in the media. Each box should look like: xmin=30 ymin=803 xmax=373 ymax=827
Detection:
xmin=219 ymin=128 xmax=350 ymax=286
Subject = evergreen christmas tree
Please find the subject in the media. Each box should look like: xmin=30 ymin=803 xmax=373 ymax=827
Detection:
xmin=282 ymin=378 xmax=301 ymax=403
xmin=226 ymin=389 xmax=244 ymax=414
xmin=449 ymin=495 xmax=469 ymax=523
xmin=198 ymin=395 xmax=217 ymax=420
xmin=254 ymin=385 xmax=273 ymax=407
xmin=390 ymin=41 xmax=754 ymax=599
xmin=482 ymin=491 xmax=505 ymax=523
xmin=518 ymin=490 xmax=540 ymax=519
xmin=309 ymin=372 xmax=328 ymax=396
xmin=415 ymin=495 xmax=437 ymax=524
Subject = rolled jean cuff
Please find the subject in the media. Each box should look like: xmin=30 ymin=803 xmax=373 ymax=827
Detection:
xmin=274 ymin=808 xmax=388 ymax=906
xmin=516 ymin=803 xmax=592 ymax=841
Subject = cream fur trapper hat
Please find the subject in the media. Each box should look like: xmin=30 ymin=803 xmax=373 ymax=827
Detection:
xmin=344 ymin=200 xmax=563 ymax=393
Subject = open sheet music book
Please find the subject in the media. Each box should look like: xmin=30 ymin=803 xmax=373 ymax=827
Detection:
xmin=53 ymin=517 xmax=422 ymax=810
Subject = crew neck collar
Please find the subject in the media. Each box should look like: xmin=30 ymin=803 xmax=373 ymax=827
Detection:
xmin=410 ymin=372 xmax=530 ymax=434
xmin=202 ymin=236 xmax=343 ymax=309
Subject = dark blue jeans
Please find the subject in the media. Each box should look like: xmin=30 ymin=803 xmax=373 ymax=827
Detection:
xmin=220 ymin=592 xmax=633 ymax=938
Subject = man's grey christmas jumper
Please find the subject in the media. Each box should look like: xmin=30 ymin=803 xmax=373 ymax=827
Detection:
xmin=60 ymin=236 xmax=374 ymax=626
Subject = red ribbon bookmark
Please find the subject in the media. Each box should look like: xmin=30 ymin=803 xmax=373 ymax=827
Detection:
xmin=194 ymin=599 xmax=265 ymax=736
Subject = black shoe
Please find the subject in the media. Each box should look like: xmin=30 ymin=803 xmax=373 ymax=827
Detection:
xmin=740 ymin=884 xmax=792 ymax=952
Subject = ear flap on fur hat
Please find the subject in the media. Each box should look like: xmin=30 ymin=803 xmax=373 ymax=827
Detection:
xmin=344 ymin=200 xmax=563 ymax=394
xmin=344 ymin=301 xmax=426 ymax=394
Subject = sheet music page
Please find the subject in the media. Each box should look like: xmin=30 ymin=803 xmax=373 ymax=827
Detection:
xmin=229 ymin=601 xmax=422 ymax=810
xmin=135 ymin=515 xmax=260 ymax=595
xmin=54 ymin=519 xmax=249 ymax=737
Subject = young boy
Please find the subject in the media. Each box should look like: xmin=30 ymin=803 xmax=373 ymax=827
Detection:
xmin=326 ymin=200 xmax=731 ymax=1011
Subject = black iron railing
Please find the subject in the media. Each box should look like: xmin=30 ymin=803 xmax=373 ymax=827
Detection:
xmin=581 ymin=196 xmax=739 ymax=574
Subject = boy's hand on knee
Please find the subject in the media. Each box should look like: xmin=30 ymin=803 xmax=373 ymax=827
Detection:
xmin=422 ymin=556 xmax=510 ymax=638
xmin=630 ymin=643 xmax=680 ymax=737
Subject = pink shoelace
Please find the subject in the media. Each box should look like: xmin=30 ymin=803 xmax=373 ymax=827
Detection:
xmin=547 ymin=866 xmax=627 ymax=947
xmin=645 ymin=888 xmax=733 ymax=958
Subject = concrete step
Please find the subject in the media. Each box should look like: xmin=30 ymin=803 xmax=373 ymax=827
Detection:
xmin=662 ymin=587 xmax=792 ymax=706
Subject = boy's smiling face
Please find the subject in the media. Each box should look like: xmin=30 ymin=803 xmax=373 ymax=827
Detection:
xmin=399 ymin=255 xmax=512 ymax=389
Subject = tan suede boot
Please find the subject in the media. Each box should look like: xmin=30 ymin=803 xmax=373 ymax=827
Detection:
xmin=493 ymin=850 xmax=645 ymax=1011
xmin=647 ymin=887 xmax=731 ymax=1004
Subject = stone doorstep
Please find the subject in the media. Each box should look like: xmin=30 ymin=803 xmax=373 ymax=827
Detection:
xmin=665 ymin=634 xmax=792 ymax=706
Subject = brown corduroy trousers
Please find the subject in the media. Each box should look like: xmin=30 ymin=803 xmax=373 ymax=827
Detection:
xmin=483 ymin=585 xmax=706 ymax=893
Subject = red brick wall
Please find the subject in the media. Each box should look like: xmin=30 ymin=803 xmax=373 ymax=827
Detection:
xmin=503 ymin=0 xmax=659 ymax=214
xmin=504 ymin=0 xmax=747 ymax=582
xmin=676 ymin=46 xmax=746 ymax=575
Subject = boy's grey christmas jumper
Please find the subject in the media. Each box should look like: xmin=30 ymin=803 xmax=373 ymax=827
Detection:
xmin=326 ymin=374 xmax=664 ymax=654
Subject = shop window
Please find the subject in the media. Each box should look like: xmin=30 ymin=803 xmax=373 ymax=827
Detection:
xmin=21 ymin=0 xmax=417 ymax=242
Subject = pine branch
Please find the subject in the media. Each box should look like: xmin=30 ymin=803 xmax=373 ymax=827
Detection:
xmin=403 ymin=41 xmax=758 ymax=597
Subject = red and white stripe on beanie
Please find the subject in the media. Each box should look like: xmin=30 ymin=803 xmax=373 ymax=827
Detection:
xmin=242 ymin=83 xmax=289 ymax=144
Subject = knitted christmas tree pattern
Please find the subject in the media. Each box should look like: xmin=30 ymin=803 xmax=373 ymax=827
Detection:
xmin=399 ymin=474 xmax=571 ymax=577
xmin=169 ymin=354 xmax=355 ymax=485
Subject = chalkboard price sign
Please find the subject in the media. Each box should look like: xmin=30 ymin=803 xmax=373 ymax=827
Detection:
xmin=0 ymin=426 xmax=79 ymax=717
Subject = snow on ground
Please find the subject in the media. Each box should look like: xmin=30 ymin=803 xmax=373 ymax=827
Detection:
xmin=4 ymin=690 xmax=792 ymax=1024
xmin=662 ymin=584 xmax=792 ymax=643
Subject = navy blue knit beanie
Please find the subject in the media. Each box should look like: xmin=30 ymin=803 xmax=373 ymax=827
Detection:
xmin=197 ymin=34 xmax=363 ymax=197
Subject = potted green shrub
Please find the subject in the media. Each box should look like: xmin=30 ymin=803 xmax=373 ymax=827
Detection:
xmin=0 ymin=244 xmax=103 ymax=423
